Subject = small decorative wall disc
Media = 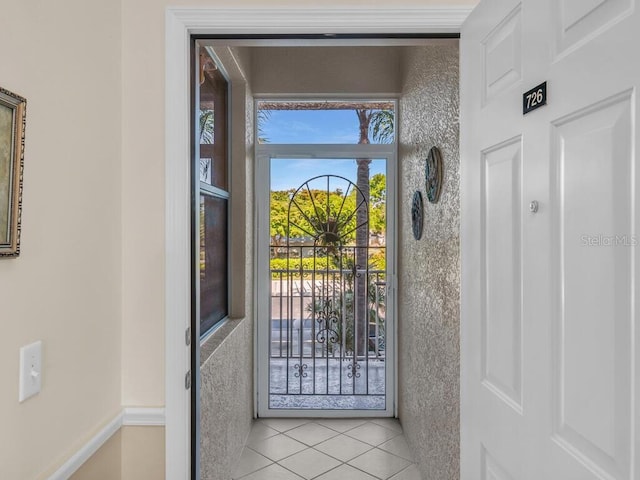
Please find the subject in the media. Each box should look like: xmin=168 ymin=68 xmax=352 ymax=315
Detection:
xmin=411 ymin=191 xmax=424 ymax=240
xmin=425 ymin=146 xmax=443 ymax=203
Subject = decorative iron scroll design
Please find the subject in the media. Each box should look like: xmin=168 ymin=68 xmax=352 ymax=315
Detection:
xmin=315 ymin=299 xmax=341 ymax=346
xmin=294 ymin=363 xmax=308 ymax=378
xmin=287 ymin=174 xmax=369 ymax=247
xmin=347 ymin=362 xmax=361 ymax=379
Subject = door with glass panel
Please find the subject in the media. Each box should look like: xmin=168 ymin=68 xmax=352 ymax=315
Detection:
xmin=255 ymin=101 xmax=397 ymax=417
xmin=256 ymin=100 xmax=396 ymax=417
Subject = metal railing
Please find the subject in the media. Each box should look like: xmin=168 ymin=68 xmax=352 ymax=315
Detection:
xmin=269 ymin=264 xmax=386 ymax=360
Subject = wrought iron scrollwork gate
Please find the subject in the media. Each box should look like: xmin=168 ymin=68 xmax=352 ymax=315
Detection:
xmin=269 ymin=175 xmax=386 ymax=410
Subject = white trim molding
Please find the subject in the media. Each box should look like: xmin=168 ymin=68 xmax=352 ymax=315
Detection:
xmin=123 ymin=407 xmax=166 ymax=426
xmin=169 ymin=6 xmax=473 ymax=35
xmin=47 ymin=408 xmax=165 ymax=480
xmin=47 ymin=414 xmax=122 ymax=480
xmin=165 ymin=6 xmax=473 ymax=479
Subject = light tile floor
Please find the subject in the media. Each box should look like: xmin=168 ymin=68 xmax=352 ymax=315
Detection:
xmin=232 ymin=418 xmax=422 ymax=480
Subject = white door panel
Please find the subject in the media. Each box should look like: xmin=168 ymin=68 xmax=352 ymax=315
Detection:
xmin=545 ymin=90 xmax=634 ymax=480
xmin=483 ymin=446 xmax=517 ymax=480
xmin=554 ymin=0 xmax=633 ymax=58
xmin=482 ymin=3 xmax=523 ymax=106
xmin=481 ymin=136 xmax=523 ymax=413
xmin=462 ymin=0 xmax=639 ymax=478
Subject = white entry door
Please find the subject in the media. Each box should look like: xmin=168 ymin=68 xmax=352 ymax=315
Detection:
xmin=461 ymin=0 xmax=639 ymax=479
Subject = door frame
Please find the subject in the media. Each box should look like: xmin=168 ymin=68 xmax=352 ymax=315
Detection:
xmin=255 ymin=141 xmax=397 ymax=418
xmin=165 ymin=6 xmax=472 ymax=479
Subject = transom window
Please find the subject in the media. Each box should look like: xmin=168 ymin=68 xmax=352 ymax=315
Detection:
xmin=256 ymin=100 xmax=395 ymax=145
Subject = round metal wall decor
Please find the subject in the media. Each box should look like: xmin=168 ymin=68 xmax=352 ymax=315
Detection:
xmin=411 ymin=191 xmax=424 ymax=240
xmin=425 ymin=146 xmax=443 ymax=203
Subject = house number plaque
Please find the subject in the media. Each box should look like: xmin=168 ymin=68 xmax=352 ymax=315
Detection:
xmin=523 ymin=81 xmax=547 ymax=115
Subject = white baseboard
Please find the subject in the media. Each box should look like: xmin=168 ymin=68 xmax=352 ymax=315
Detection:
xmin=47 ymin=413 xmax=123 ymax=480
xmin=47 ymin=407 xmax=166 ymax=480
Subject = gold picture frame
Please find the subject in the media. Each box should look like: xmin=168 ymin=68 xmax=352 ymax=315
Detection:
xmin=0 ymin=87 xmax=26 ymax=257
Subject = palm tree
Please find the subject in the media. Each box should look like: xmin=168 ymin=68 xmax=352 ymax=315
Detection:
xmin=257 ymin=109 xmax=272 ymax=144
xmin=369 ymin=110 xmax=394 ymax=144
xmin=353 ymin=108 xmax=393 ymax=357
xmin=199 ymin=109 xmax=215 ymax=143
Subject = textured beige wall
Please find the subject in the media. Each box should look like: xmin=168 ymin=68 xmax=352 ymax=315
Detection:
xmin=0 ymin=1 xmax=122 ymax=479
xmin=252 ymin=47 xmax=401 ymax=95
xmin=200 ymin=320 xmax=254 ymax=480
xmin=121 ymin=0 xmax=477 ymax=408
xmin=398 ymin=43 xmax=461 ymax=480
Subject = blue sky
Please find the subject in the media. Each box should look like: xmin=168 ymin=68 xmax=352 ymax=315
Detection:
xmin=261 ymin=109 xmax=361 ymax=144
xmin=271 ymin=158 xmax=385 ymax=191
xmin=263 ymin=109 xmax=387 ymax=191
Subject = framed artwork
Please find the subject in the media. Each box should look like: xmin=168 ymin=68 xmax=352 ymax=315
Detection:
xmin=0 ymin=87 xmax=26 ymax=257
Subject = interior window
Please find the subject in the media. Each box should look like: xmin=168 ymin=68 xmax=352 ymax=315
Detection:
xmin=197 ymin=48 xmax=229 ymax=336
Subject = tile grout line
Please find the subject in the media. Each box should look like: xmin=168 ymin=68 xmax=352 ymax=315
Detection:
xmin=343 ymin=446 xmax=408 ymax=480
xmin=277 ymin=446 xmax=386 ymax=480
xmin=308 ymin=441 xmax=376 ymax=463
xmin=231 ymin=447 xmax=274 ymax=479
xmin=392 ymin=462 xmax=420 ymax=478
xmin=273 ymin=444 xmax=411 ymax=480
xmin=239 ymin=419 xmax=412 ymax=480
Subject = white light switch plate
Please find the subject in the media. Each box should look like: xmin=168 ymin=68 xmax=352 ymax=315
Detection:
xmin=19 ymin=341 xmax=42 ymax=402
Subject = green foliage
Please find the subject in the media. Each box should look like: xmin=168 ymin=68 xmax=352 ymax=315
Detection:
xmin=305 ymin=276 xmax=386 ymax=354
xmin=257 ymin=109 xmax=272 ymax=144
xmin=199 ymin=109 xmax=214 ymax=144
xmin=369 ymin=173 xmax=386 ymax=234
xmin=270 ymin=187 xmax=360 ymax=244
xmin=269 ymin=190 xmax=292 ymax=243
xmin=369 ymin=173 xmax=386 ymax=207
xmin=270 ymin=257 xmax=338 ymax=278
xmin=369 ymin=109 xmax=394 ymax=144
xmin=270 ymin=173 xmax=387 ymax=243
xmin=368 ymin=250 xmax=386 ymax=271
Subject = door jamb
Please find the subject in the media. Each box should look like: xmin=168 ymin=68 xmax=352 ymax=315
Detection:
xmin=165 ymin=7 xmax=471 ymax=479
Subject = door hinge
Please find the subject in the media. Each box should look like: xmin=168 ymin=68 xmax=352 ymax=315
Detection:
xmin=185 ymin=370 xmax=191 ymax=390
xmin=185 ymin=327 xmax=191 ymax=347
